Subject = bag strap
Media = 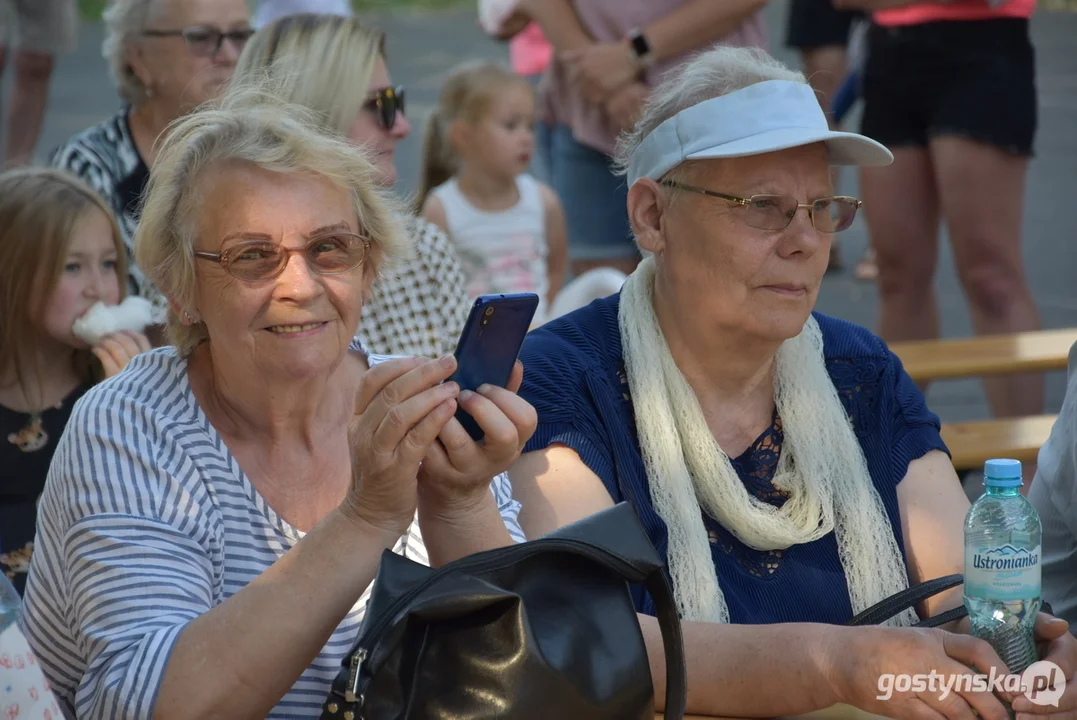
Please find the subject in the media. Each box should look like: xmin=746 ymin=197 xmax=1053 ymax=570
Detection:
xmin=849 ymin=574 xmax=965 ymax=627
xmin=641 ymin=566 xmax=687 ymax=720
xmin=543 ymin=503 xmax=688 ymax=717
xmin=849 ymin=575 xmax=1057 ymax=630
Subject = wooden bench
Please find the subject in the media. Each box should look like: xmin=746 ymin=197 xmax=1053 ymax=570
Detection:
xmin=941 ymin=414 xmax=1059 ymax=471
xmin=891 ymin=328 xmax=1077 ymax=383
xmin=889 ymin=329 xmax=1075 ymax=472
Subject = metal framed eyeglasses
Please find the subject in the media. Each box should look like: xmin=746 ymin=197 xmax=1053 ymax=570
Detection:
xmin=142 ymin=25 xmax=255 ymax=58
xmin=193 ymin=233 xmax=370 ymax=282
xmin=660 ymin=180 xmax=862 ymax=234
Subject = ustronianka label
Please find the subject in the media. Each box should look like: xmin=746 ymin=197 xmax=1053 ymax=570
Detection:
xmin=965 ymin=544 xmax=1041 ymax=602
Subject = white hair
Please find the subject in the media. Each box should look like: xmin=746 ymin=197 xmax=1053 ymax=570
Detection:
xmin=102 ymin=0 xmax=162 ymax=104
xmin=613 ymin=46 xmax=807 ymax=178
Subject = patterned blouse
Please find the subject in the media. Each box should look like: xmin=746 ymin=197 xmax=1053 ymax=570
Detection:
xmin=50 ymin=110 xmax=472 ymax=358
xmin=49 ymin=108 xmax=151 ymax=302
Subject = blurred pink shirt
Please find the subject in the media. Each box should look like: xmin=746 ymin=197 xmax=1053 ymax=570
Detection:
xmin=541 ymin=0 xmax=768 ymax=156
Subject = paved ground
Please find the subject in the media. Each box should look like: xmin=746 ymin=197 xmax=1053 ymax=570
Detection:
xmin=8 ymin=0 xmax=1077 ymax=427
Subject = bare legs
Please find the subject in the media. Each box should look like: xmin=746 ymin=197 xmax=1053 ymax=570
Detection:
xmin=864 ymin=137 xmax=1042 ymax=422
xmin=931 ymin=136 xmax=1042 ymax=419
xmin=862 ymin=147 xmax=941 ymax=351
xmin=0 ymin=47 xmax=55 ymax=168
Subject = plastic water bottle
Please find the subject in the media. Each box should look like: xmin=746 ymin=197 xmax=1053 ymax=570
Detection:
xmin=964 ymin=458 xmax=1042 ymax=674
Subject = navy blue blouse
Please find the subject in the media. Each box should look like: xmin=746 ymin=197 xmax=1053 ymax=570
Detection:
xmin=518 ymin=294 xmax=949 ymax=624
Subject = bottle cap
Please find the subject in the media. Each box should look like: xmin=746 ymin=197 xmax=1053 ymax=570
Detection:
xmin=984 ymin=458 xmax=1023 ymax=487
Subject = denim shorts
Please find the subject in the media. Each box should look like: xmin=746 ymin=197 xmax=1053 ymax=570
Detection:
xmin=547 ymin=124 xmax=637 ymax=262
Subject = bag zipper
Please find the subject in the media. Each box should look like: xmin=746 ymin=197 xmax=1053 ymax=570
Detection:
xmin=346 ymin=538 xmax=644 ymax=700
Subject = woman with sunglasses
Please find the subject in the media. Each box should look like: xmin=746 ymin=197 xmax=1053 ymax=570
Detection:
xmin=49 ymin=0 xmax=253 ymax=320
xmin=232 ymin=13 xmax=474 ymax=358
xmin=20 ymin=86 xmax=533 ymax=720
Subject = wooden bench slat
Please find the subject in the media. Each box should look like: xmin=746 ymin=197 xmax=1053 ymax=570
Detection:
xmin=941 ymin=414 xmax=1058 ymax=470
xmin=892 ymin=328 xmax=1077 ymax=383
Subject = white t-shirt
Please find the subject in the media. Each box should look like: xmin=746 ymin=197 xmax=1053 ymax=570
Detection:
xmin=432 ymin=174 xmax=550 ymax=322
xmin=19 ymin=342 xmax=525 ymax=719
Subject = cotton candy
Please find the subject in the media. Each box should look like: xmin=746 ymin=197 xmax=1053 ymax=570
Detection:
xmin=72 ymin=296 xmax=160 ymax=346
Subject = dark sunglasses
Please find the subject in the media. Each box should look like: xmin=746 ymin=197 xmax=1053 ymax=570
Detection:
xmin=142 ymin=26 xmax=255 ymax=58
xmin=364 ymin=86 xmax=405 ymax=131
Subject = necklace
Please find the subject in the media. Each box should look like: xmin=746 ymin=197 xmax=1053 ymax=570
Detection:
xmin=6 ymin=401 xmax=62 ymax=453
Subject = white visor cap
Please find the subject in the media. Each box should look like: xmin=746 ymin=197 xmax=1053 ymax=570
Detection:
xmin=626 ymin=80 xmax=894 ymax=187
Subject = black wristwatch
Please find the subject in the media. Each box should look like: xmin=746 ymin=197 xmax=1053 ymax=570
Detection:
xmin=628 ymin=29 xmax=655 ymax=69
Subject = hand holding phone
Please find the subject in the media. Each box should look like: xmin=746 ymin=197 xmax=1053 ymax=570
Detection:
xmin=448 ymin=293 xmax=539 ymax=441
xmin=414 ymin=293 xmax=539 ymax=511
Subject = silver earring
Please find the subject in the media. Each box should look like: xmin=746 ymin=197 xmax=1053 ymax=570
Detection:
xmin=145 ymin=86 xmax=155 ymax=99
xmin=183 ymin=311 xmax=193 ymax=322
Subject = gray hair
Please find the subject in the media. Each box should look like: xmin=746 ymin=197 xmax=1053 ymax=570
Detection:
xmin=103 ymin=0 xmax=162 ymax=104
xmin=613 ymin=46 xmax=807 ymax=180
xmin=134 ymin=82 xmax=410 ymax=355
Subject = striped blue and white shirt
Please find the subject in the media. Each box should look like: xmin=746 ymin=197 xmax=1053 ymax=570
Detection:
xmin=19 ymin=343 xmax=525 ymax=719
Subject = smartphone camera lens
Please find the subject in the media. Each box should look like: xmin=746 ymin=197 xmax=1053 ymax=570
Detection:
xmin=484 ymin=307 xmax=494 ymax=316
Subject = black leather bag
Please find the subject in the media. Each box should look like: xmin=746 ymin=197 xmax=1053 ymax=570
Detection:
xmin=849 ymin=574 xmax=1054 ymax=628
xmin=320 ymin=502 xmax=687 ymax=720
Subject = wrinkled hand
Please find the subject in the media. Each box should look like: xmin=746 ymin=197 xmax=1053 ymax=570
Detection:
xmin=829 ymin=625 xmax=1012 ymax=720
xmin=1011 ymin=613 xmax=1077 ymax=717
xmin=417 ymin=361 xmax=537 ymax=513
xmin=605 ymin=81 xmax=649 ymax=133
xmin=562 ymin=41 xmax=640 ymax=103
xmin=92 ymin=330 xmax=152 ymax=378
xmin=342 ymin=356 xmax=460 ymax=535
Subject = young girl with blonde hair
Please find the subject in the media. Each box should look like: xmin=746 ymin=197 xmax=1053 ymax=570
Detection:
xmin=0 ymin=168 xmax=150 ymax=594
xmin=418 ymin=60 xmax=568 ymax=324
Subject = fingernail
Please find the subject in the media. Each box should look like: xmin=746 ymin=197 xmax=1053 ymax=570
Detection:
xmin=442 ymin=382 xmax=458 ymax=393
xmin=459 ymin=390 xmax=474 ymax=401
xmin=477 ymin=384 xmax=492 ymax=395
xmin=440 ymin=356 xmax=455 ymax=368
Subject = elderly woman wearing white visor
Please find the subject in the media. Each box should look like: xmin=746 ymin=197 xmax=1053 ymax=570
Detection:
xmin=510 ymin=46 xmax=1077 ymax=719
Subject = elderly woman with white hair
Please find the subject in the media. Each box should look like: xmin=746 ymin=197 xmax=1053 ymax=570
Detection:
xmin=19 ymin=88 xmax=534 ymax=718
xmin=510 ymin=45 xmax=1077 ymax=719
xmin=49 ymin=0 xmax=252 ymax=309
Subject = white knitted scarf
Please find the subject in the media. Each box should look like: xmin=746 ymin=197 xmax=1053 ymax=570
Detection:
xmin=617 ymin=257 xmax=916 ymax=626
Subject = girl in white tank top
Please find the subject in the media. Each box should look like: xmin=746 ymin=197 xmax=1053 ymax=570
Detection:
xmin=416 ymin=62 xmax=567 ymax=324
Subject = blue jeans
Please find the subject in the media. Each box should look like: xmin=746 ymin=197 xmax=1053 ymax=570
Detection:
xmin=547 ymin=123 xmax=636 ymax=262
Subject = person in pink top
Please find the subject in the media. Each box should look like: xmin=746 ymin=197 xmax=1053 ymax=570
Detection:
xmin=834 ymin=0 xmax=1042 ymax=430
xmin=500 ymin=0 xmax=769 ymax=277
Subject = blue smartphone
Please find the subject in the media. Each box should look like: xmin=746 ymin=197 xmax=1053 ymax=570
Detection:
xmin=448 ymin=292 xmax=540 ymax=441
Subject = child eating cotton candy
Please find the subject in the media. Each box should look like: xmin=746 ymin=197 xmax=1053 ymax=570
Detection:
xmin=0 ymin=169 xmax=154 ymax=595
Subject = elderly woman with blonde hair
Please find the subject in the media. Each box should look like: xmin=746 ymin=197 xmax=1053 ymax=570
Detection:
xmin=20 ymin=86 xmax=535 ymax=718
xmin=510 ymin=45 xmax=1077 ymax=719
xmin=232 ymin=13 xmax=474 ymax=357
xmin=49 ymin=0 xmax=252 ymax=310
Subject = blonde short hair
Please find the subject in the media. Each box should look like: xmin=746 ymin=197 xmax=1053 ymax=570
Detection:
xmin=134 ymin=84 xmax=409 ymax=356
xmin=234 ymin=13 xmax=386 ymax=137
